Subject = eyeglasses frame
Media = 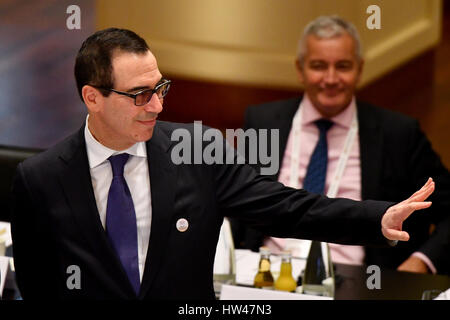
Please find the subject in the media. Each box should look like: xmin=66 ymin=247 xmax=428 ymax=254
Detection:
xmin=90 ymin=79 xmax=171 ymax=106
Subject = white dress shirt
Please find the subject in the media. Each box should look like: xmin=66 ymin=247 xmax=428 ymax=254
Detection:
xmin=84 ymin=116 xmax=152 ymax=282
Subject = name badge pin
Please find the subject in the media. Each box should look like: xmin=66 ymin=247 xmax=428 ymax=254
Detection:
xmin=176 ymin=218 xmax=189 ymax=232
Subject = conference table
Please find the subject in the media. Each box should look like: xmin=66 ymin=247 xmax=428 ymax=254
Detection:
xmin=223 ymin=249 xmax=450 ymax=300
xmin=1 ymin=247 xmax=449 ymax=300
xmin=3 ymin=263 xmax=449 ymax=300
xmin=333 ymin=263 xmax=449 ymax=300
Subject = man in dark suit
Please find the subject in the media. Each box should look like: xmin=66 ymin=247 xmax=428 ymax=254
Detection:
xmin=231 ymin=16 xmax=450 ymax=275
xmin=10 ymin=28 xmax=435 ymax=300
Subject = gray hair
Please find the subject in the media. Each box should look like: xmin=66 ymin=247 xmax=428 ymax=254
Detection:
xmin=297 ymin=15 xmax=362 ymax=64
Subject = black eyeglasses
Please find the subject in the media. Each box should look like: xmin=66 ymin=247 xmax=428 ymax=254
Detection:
xmin=92 ymin=79 xmax=171 ymax=106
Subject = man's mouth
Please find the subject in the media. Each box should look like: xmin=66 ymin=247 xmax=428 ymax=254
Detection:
xmin=322 ymin=88 xmax=341 ymax=97
xmin=137 ymin=118 xmax=157 ymax=126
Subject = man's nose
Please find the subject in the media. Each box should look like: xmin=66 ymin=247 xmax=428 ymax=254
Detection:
xmin=324 ymin=67 xmax=338 ymax=84
xmin=143 ymin=93 xmax=163 ymax=114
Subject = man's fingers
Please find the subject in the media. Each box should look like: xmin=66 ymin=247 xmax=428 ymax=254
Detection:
xmin=424 ymin=177 xmax=433 ymax=187
xmin=410 ymin=180 xmax=434 ymax=200
xmin=409 ymin=201 xmax=432 ymax=212
xmin=406 ymin=178 xmax=434 ymax=203
xmin=396 ymin=202 xmax=432 ymax=222
xmin=384 ymin=229 xmax=410 ymax=241
xmin=407 ymin=180 xmax=431 ymax=200
xmin=382 ymin=178 xmax=434 ymax=243
xmin=385 ymin=201 xmax=433 ymax=230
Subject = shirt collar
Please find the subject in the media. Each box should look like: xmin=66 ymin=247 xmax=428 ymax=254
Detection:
xmin=84 ymin=115 xmax=147 ymax=169
xmin=301 ymin=94 xmax=356 ymax=129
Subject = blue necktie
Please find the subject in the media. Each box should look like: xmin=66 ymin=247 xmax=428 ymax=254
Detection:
xmin=106 ymin=153 xmax=140 ymax=295
xmin=302 ymin=120 xmax=333 ymax=287
xmin=302 ymin=119 xmax=334 ymax=194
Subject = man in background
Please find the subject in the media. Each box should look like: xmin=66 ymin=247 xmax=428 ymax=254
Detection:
xmin=231 ymin=16 xmax=450 ymax=275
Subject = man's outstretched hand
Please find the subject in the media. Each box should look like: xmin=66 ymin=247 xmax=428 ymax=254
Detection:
xmin=381 ymin=178 xmax=435 ymax=241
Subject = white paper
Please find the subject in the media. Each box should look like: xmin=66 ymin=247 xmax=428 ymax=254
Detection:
xmin=214 ymin=218 xmax=234 ymax=274
xmin=434 ymin=288 xmax=450 ymax=300
xmin=220 ymin=284 xmax=332 ymax=300
xmin=0 ymin=222 xmax=12 ymax=248
xmin=235 ymin=249 xmax=306 ymax=286
xmin=0 ymin=256 xmax=9 ymax=297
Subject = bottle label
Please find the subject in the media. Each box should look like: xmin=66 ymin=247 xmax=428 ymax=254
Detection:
xmin=260 ymin=259 xmax=271 ymax=272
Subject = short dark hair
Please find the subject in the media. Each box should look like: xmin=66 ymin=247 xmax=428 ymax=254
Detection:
xmin=74 ymin=28 xmax=150 ymax=102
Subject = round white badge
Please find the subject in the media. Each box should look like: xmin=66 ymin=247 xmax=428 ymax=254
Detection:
xmin=176 ymin=218 xmax=189 ymax=232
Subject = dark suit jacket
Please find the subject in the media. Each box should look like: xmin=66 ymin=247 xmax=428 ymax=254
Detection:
xmin=10 ymin=120 xmax=394 ymax=300
xmin=231 ymin=97 xmax=450 ymax=274
xmin=425 ymin=214 xmax=450 ymax=273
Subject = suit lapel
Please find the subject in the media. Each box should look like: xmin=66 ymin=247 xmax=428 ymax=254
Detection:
xmin=274 ymin=98 xmax=385 ymax=200
xmin=358 ymin=103 xmax=383 ymax=200
xmin=274 ymin=98 xmax=384 ymax=200
xmin=58 ymin=127 xmax=136 ymax=297
xmin=139 ymin=123 xmax=177 ymax=299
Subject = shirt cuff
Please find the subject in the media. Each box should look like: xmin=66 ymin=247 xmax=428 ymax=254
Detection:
xmin=412 ymin=252 xmax=437 ymax=274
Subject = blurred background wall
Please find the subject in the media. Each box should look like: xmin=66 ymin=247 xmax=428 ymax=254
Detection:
xmin=1 ymin=0 xmax=449 ymax=169
xmin=98 ymin=0 xmax=441 ymax=88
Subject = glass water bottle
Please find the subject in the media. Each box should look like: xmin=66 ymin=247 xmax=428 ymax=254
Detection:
xmin=253 ymin=246 xmax=274 ymax=289
xmin=302 ymin=241 xmax=335 ymax=297
xmin=275 ymin=250 xmax=297 ymax=292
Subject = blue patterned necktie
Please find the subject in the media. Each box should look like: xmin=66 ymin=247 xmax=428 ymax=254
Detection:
xmin=302 ymin=119 xmax=333 ymax=287
xmin=302 ymin=119 xmax=334 ymax=194
xmin=106 ymin=153 xmax=140 ymax=295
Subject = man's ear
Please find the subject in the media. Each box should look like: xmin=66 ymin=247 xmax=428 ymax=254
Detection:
xmin=82 ymin=85 xmax=103 ymax=112
xmin=357 ymin=58 xmax=365 ymax=82
xmin=295 ymin=59 xmax=305 ymax=84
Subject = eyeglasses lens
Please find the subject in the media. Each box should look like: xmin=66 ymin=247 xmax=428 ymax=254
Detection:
xmin=135 ymin=82 xmax=170 ymax=106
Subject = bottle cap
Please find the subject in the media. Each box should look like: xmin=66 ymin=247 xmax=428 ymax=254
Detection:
xmin=280 ymin=250 xmax=292 ymax=261
xmin=259 ymin=246 xmax=271 ymax=255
